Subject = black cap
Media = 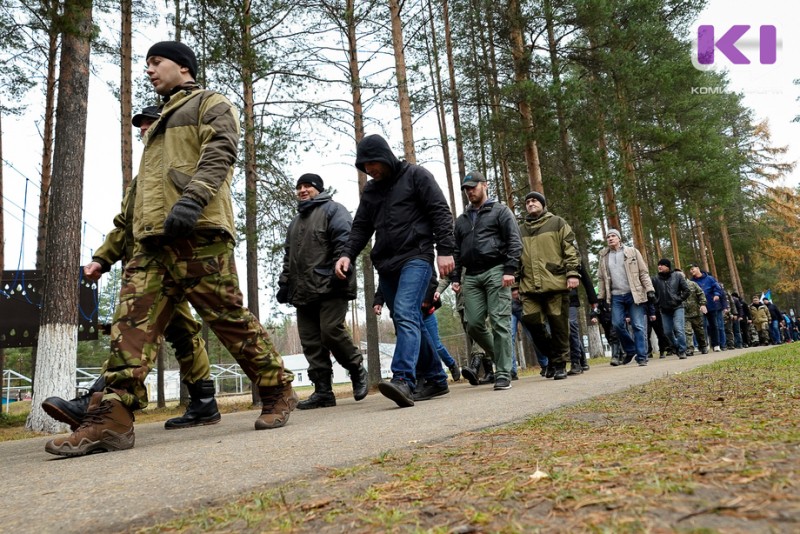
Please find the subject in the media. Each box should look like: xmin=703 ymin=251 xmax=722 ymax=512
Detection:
xmin=296 ymin=173 xmax=324 ymax=193
xmin=524 ymin=191 xmax=546 ymax=207
xmin=461 ymin=170 xmax=487 ymax=189
xmin=132 ymin=106 xmax=160 ymax=127
xmin=658 ymin=258 xmax=672 ymax=270
xmin=146 ymin=41 xmax=198 ymax=79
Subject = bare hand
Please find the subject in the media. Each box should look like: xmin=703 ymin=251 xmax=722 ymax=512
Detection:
xmin=433 ymin=291 xmax=441 ymax=302
xmin=373 ymin=304 xmax=382 ymax=316
xmin=700 ymin=305 xmax=708 ymax=314
xmin=334 ymin=257 xmax=350 ymax=280
xmin=566 ymin=277 xmax=579 ymax=290
xmin=713 ymin=295 xmax=720 ymax=302
xmin=83 ymin=261 xmax=103 ymax=281
xmin=502 ymin=274 xmax=515 ymax=287
xmin=452 ymin=282 xmax=461 ymax=293
xmin=437 ymin=255 xmax=455 ymax=278
xmin=591 ymin=317 xmax=598 ymax=325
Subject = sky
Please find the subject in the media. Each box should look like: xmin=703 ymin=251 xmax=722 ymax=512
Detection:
xmin=2 ymin=0 xmax=799 ymax=321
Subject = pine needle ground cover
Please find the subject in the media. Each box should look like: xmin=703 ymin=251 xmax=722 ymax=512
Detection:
xmin=138 ymin=347 xmax=799 ymax=533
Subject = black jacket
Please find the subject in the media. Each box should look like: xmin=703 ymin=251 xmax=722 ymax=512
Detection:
xmin=651 ymin=270 xmax=690 ymax=312
xmin=568 ymin=263 xmax=599 ymax=308
xmin=343 ymin=134 xmax=455 ymax=274
xmin=278 ymin=192 xmax=356 ymax=306
xmin=451 ymin=199 xmax=521 ymax=281
xmin=766 ymin=301 xmax=783 ymax=322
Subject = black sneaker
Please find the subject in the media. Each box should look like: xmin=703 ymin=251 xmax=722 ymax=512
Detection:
xmin=448 ymin=363 xmax=461 ymax=382
xmin=581 ymin=363 xmax=590 ymax=371
xmin=622 ymin=353 xmax=635 ymax=365
xmin=511 ymin=372 xmax=519 ymax=381
xmin=412 ymin=381 xmax=449 ymax=401
xmin=377 ymin=380 xmax=415 ymax=408
xmin=638 ymin=360 xmax=648 ymax=366
xmin=567 ymin=366 xmax=583 ymax=375
xmin=494 ymin=377 xmax=512 ymax=390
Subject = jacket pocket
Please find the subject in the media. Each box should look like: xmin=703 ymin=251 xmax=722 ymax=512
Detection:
xmin=168 ymin=168 xmax=193 ymax=193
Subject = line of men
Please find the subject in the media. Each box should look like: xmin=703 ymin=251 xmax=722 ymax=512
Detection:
xmin=41 ymin=40 xmax=778 ymax=459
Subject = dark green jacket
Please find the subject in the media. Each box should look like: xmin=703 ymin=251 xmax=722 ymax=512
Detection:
xmin=684 ymin=280 xmax=707 ymax=318
xmin=518 ymin=211 xmax=579 ymax=295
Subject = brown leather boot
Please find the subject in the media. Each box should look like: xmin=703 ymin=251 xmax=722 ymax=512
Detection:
xmin=255 ymin=383 xmax=298 ymax=430
xmin=44 ymin=392 xmax=135 ymax=457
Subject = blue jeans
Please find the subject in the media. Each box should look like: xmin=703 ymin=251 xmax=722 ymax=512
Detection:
xmin=379 ymin=259 xmax=447 ymax=388
xmin=661 ymin=307 xmax=687 ymax=354
xmin=769 ymin=320 xmax=781 ymax=344
xmin=732 ymin=318 xmax=743 ymax=348
xmin=423 ymin=312 xmax=456 ymax=368
xmin=716 ymin=310 xmax=726 ymax=347
xmin=611 ymin=293 xmax=647 ymax=363
xmin=703 ymin=310 xmax=720 ymax=348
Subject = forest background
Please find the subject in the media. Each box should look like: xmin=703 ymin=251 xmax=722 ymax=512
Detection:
xmin=1 ymin=0 xmax=799 ymax=430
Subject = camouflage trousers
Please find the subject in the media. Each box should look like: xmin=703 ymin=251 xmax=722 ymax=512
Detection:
xmin=97 ymin=299 xmax=210 ymax=406
xmin=104 ymin=232 xmax=292 ymax=409
xmin=684 ymin=314 xmax=708 ymax=352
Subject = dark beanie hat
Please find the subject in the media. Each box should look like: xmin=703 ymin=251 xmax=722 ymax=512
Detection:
xmin=146 ymin=41 xmax=198 ymax=79
xmin=296 ymin=173 xmax=324 ymax=193
xmin=658 ymin=258 xmax=672 ymax=270
xmin=524 ymin=191 xmax=546 ymax=207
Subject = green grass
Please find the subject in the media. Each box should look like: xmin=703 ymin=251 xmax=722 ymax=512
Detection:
xmin=133 ymin=346 xmax=800 ymax=533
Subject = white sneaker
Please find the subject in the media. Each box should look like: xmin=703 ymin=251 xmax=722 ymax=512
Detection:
xmin=713 ymin=346 xmax=721 ymax=352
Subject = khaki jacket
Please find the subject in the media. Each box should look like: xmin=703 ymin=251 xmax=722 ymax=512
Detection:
xmin=597 ymin=245 xmax=654 ymax=305
xmin=134 ymin=86 xmax=239 ymax=241
xmin=517 ymin=212 xmax=579 ymax=295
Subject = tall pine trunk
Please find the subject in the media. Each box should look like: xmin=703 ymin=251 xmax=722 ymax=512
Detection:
xmin=120 ymin=0 xmax=133 ymax=191
xmin=388 ymin=0 xmax=415 ymax=163
xmin=28 ymin=0 xmax=93 ymax=433
xmin=443 ymin=0 xmax=466 ymax=185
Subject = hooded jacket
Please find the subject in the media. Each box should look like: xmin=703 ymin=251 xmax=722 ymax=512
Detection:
xmin=343 ymin=134 xmax=455 ymax=274
xmin=691 ymin=271 xmax=725 ymax=312
xmin=517 ymin=211 xmax=580 ymax=295
xmin=134 ymin=85 xmax=239 ymax=242
xmin=279 ymin=192 xmax=356 ymax=306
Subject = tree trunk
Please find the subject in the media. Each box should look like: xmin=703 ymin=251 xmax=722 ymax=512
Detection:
xmin=669 ymin=221 xmax=681 ymax=269
xmin=443 ymin=0 xmax=466 ymax=184
xmin=588 ymin=324 xmax=604 ymax=358
xmin=27 ymin=0 xmax=93 ymax=433
xmin=240 ymin=0 xmax=261 ymax=406
xmin=718 ymin=214 xmax=742 ymax=294
xmin=347 ymin=0 xmax=380 ymax=386
xmin=484 ymin=9 xmax=513 ymax=209
xmin=508 ymin=0 xmax=542 ymax=195
xmin=425 ymin=0 xmax=457 ymax=218
xmin=696 ymin=217 xmax=709 ymax=273
xmin=704 ymin=226 xmax=718 ymax=279
xmin=388 ymin=0 xmax=415 ymax=163
xmin=0 ymin=110 xmax=5 ymax=407
xmin=120 ymin=0 xmax=133 ymax=192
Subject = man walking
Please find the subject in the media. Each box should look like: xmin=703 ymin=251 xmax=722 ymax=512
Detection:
xmin=681 ymin=270 xmax=708 ymax=355
xmin=277 ymin=173 xmax=368 ymax=410
xmin=42 ymin=106 xmax=221 ymax=431
xmin=450 ymin=171 xmax=522 ymax=390
xmin=335 ymin=134 xmax=454 ymax=407
xmin=651 ymin=259 xmax=690 ymax=359
xmin=597 ymin=229 xmax=655 ymax=366
xmin=688 ymin=264 xmax=725 ymax=352
xmin=45 ymin=41 xmax=297 ymax=457
xmin=517 ymin=191 xmax=580 ymax=380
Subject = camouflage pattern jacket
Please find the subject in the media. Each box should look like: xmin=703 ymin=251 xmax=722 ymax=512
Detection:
xmin=684 ymin=280 xmax=707 ymax=318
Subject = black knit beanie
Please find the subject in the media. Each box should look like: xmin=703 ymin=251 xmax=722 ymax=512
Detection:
xmin=658 ymin=258 xmax=672 ymax=270
xmin=524 ymin=191 xmax=546 ymax=207
xmin=296 ymin=173 xmax=324 ymax=193
xmin=146 ymin=41 xmax=198 ymax=79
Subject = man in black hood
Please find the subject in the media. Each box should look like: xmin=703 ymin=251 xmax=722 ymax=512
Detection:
xmin=335 ymin=134 xmax=455 ymax=407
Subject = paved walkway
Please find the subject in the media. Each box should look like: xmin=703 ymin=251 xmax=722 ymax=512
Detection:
xmin=0 ymin=347 xmax=765 ymax=533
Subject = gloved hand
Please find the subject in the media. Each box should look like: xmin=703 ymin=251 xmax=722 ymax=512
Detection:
xmin=164 ymin=197 xmax=203 ymax=238
xmin=646 ymin=291 xmax=656 ymax=305
xmin=276 ymin=284 xmax=289 ymax=304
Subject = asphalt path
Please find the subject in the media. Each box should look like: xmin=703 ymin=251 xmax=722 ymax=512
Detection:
xmin=0 ymin=347 xmax=766 ymax=533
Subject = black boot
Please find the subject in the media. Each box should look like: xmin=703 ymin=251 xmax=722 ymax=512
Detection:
xmin=297 ymin=370 xmax=336 ymax=410
xmin=165 ymin=379 xmax=221 ymax=429
xmin=348 ymin=364 xmax=368 ymax=401
xmin=478 ymin=357 xmax=495 ymax=385
xmin=461 ymin=352 xmax=483 ymax=386
xmin=553 ymin=365 xmax=568 ymax=380
xmin=42 ymin=375 xmax=106 ymax=430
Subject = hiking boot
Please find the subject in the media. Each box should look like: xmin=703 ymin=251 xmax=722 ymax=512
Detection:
xmin=255 ymin=383 xmax=298 ymax=430
xmin=412 ymin=381 xmax=449 ymax=401
xmin=348 ymin=364 xmax=369 ymax=401
xmin=553 ymin=366 xmax=568 ymax=380
xmin=165 ymin=379 xmax=221 ymax=429
xmin=478 ymin=357 xmax=495 ymax=384
xmin=581 ymin=362 xmax=590 ymax=371
xmin=700 ymin=346 xmax=709 ymax=354
xmin=567 ymin=365 xmax=583 ymax=376
xmin=493 ymin=377 xmax=512 ymax=390
xmin=461 ymin=353 xmax=483 ymax=386
xmin=377 ymin=379 xmax=414 ymax=408
xmin=678 ymin=351 xmax=687 ymax=360
xmin=539 ymin=366 xmax=547 ymax=376
xmin=545 ymin=365 xmax=556 ymax=378
xmin=42 ymin=376 xmax=106 ymax=430
xmin=610 ymin=357 xmax=620 ymax=367
xmin=44 ymin=392 xmax=135 ymax=457
xmin=448 ymin=362 xmax=461 ymax=382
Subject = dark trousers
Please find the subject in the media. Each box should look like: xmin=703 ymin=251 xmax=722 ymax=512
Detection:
xmin=296 ymin=298 xmax=362 ymax=375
